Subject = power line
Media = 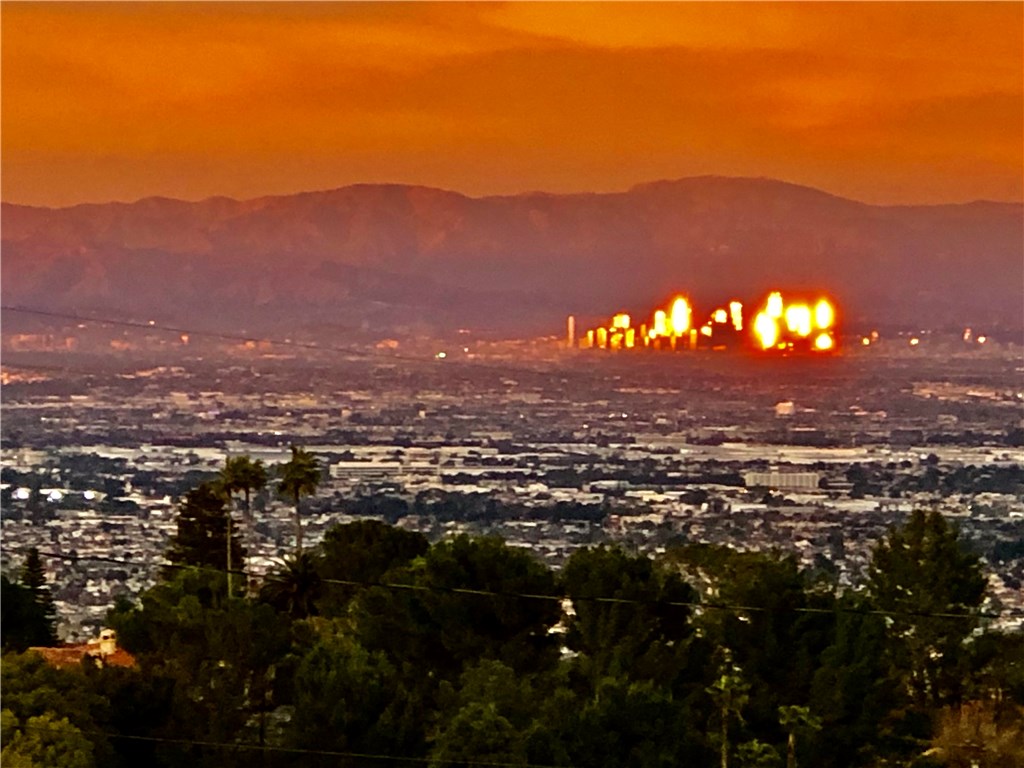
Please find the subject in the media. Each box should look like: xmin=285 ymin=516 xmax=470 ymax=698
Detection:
xmin=14 ymin=720 xmax=577 ymax=768
xmin=0 ymin=304 xmax=579 ymax=380
xmin=2 ymin=305 xmax=364 ymax=355
xmin=0 ymin=301 xmax=690 ymax=412
xmin=11 ymin=702 xmax=1019 ymax=763
xmin=24 ymin=547 xmax=1016 ymax=622
xmin=4 ymin=303 xmax=1020 ymax=624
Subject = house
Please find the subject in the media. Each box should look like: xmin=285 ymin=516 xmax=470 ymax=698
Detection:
xmin=28 ymin=628 xmax=136 ymax=669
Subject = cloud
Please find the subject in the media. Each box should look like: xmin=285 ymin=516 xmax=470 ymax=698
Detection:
xmin=2 ymin=2 xmax=1020 ymax=206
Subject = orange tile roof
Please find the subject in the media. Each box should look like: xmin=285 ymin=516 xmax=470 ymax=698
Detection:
xmin=28 ymin=643 xmax=136 ymax=669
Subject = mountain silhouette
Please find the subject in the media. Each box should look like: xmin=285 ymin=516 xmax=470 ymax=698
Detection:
xmin=3 ymin=177 xmax=1021 ymax=335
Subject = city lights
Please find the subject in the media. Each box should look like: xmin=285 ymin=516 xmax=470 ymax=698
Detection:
xmin=784 ymin=304 xmax=813 ymax=337
xmin=653 ymin=310 xmax=668 ymax=337
xmin=750 ymin=292 xmax=834 ymax=352
xmin=729 ymin=301 xmax=744 ymax=332
xmin=754 ymin=311 xmax=779 ymax=349
xmin=573 ymin=290 xmax=839 ymax=354
xmin=669 ymin=297 xmax=692 ymax=336
xmin=815 ymin=299 xmax=834 ymax=329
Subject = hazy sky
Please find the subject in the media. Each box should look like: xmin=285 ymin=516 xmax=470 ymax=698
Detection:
xmin=3 ymin=2 xmax=1021 ymax=207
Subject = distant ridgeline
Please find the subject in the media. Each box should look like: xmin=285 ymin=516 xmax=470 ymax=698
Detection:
xmin=3 ymin=177 xmax=1021 ymax=334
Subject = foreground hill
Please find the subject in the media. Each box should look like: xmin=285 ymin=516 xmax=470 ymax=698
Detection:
xmin=3 ymin=177 xmax=1021 ymax=334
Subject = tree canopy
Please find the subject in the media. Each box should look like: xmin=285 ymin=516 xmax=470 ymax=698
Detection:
xmin=868 ymin=509 xmax=987 ymax=708
xmin=165 ymin=482 xmax=245 ymax=578
xmin=7 ymin=503 xmax=1016 ymax=768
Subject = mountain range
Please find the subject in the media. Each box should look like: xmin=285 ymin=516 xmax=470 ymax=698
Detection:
xmin=3 ymin=177 xmax=1021 ymax=336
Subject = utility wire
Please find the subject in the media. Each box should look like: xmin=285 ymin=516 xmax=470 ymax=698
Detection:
xmin=0 ymin=304 xmax=579 ymax=379
xmin=13 ymin=720 xmax=577 ymax=768
xmin=2 ymin=305 xmax=367 ymax=356
xmin=24 ymin=548 xmax=1017 ymax=622
xmin=5 ymin=304 xmax=1020 ymax=623
xmin=11 ymin=696 xmax=1019 ymax=762
xmin=0 ymin=301 xmax=741 ymax=401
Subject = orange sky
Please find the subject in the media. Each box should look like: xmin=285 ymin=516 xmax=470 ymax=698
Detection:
xmin=2 ymin=2 xmax=1021 ymax=207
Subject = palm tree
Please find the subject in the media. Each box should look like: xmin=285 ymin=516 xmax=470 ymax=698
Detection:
xmin=708 ymin=661 xmax=750 ymax=768
xmin=277 ymin=446 xmax=320 ymax=556
xmin=220 ymin=455 xmax=268 ymax=596
xmin=778 ymin=705 xmax=821 ymax=768
xmin=259 ymin=552 xmax=323 ymax=619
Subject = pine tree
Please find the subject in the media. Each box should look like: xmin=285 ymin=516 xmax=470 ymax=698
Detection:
xmin=166 ymin=482 xmax=245 ymax=578
xmin=21 ymin=548 xmax=58 ymax=644
xmin=868 ymin=509 xmax=986 ymax=708
xmin=2 ymin=575 xmax=56 ymax=649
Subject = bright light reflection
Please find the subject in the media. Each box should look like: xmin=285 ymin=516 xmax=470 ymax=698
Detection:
xmin=815 ymin=299 xmax=834 ymax=329
xmin=669 ymin=297 xmax=691 ymax=335
xmin=754 ymin=312 xmax=778 ymax=349
xmin=785 ymin=304 xmax=812 ymax=337
xmin=653 ymin=310 xmax=668 ymax=337
xmin=729 ymin=301 xmax=743 ymax=331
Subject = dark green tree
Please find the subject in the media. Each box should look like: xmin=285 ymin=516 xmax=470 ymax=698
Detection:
xmin=0 ymin=651 xmax=111 ymax=763
xmin=868 ymin=509 xmax=987 ymax=709
xmin=289 ymin=634 xmax=424 ymax=767
xmin=708 ymin=665 xmax=752 ymax=768
xmin=21 ymin=548 xmax=58 ymax=645
xmin=431 ymin=660 xmax=570 ymax=768
xmin=220 ymin=455 xmax=268 ymax=522
xmin=354 ymin=535 xmax=562 ymax=680
xmin=316 ymin=520 xmax=429 ymax=616
xmin=430 ymin=701 xmax=528 ymax=768
xmin=165 ymin=482 xmax=244 ymax=579
xmin=967 ymin=631 xmax=1024 ymax=706
xmin=560 ymin=545 xmax=697 ymax=685
xmin=105 ymin=569 xmax=291 ymax=768
xmin=671 ymin=545 xmax=835 ymax=743
xmin=807 ymin=595 xmax=905 ymax=767
xmin=219 ymin=455 xmax=268 ymax=597
xmin=1 ymin=710 xmax=96 ymax=768
xmin=566 ymin=676 xmax=689 ymax=768
xmin=2 ymin=576 xmax=56 ymax=651
xmin=736 ymin=739 xmax=782 ymax=768
xmin=80 ymin=663 xmax=174 ymax=768
xmin=777 ymin=705 xmax=820 ymax=768
xmin=259 ymin=552 xmax=323 ymax=620
xmin=277 ymin=446 xmax=320 ymax=556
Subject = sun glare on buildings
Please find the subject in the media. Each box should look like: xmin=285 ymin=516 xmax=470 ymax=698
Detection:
xmin=575 ymin=291 xmax=839 ymax=354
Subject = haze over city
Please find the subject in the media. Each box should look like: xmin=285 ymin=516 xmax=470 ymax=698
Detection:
xmin=2 ymin=4 xmax=1023 ymax=768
